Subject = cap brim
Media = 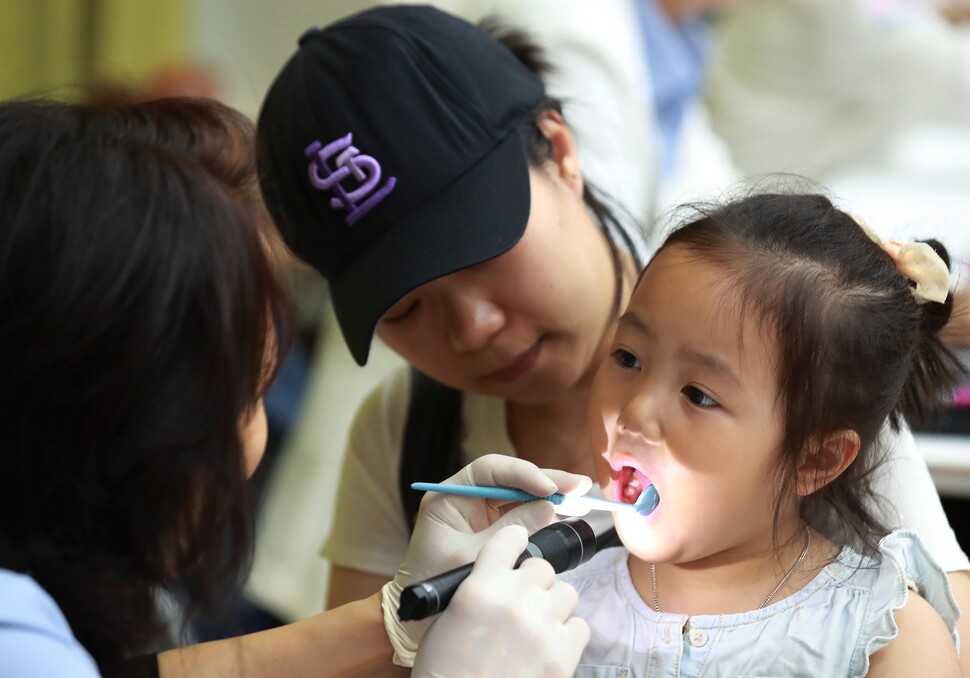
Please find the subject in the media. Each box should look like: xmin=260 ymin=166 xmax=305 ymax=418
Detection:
xmin=329 ymin=130 xmax=531 ymax=365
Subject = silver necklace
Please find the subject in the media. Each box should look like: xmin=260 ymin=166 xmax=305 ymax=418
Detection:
xmin=650 ymin=526 xmax=811 ymax=613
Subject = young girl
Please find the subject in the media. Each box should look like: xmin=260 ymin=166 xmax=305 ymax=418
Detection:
xmin=565 ymin=192 xmax=965 ymax=675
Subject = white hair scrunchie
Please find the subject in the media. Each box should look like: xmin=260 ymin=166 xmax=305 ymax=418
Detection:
xmin=853 ymin=216 xmax=951 ymax=305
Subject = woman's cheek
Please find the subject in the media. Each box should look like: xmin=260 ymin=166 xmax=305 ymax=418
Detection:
xmin=240 ymin=400 xmax=269 ymax=478
xmin=585 ymin=413 xmax=612 ymax=490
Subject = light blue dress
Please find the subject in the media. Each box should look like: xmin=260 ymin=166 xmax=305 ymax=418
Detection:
xmin=559 ymin=531 xmax=959 ymax=677
xmin=0 ymin=568 xmax=101 ymax=676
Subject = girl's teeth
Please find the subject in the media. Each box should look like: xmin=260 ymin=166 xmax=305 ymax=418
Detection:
xmin=618 ymin=465 xmax=644 ymax=503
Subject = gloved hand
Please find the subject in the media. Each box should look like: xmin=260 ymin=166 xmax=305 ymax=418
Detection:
xmin=380 ymin=454 xmax=591 ymax=666
xmin=412 ymin=524 xmax=591 ymax=678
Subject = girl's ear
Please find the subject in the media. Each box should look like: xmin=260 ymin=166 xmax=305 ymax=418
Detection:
xmin=535 ymin=110 xmax=583 ymax=199
xmin=796 ymin=430 xmax=861 ymax=496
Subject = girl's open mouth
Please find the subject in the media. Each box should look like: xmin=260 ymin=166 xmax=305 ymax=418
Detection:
xmin=614 ymin=465 xmax=652 ymax=505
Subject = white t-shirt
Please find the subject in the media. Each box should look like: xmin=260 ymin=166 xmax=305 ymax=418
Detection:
xmin=323 ymin=366 xmax=970 ymax=578
xmin=322 ymin=367 xmax=499 ymax=576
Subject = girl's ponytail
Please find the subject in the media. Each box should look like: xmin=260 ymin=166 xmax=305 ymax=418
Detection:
xmin=898 ymin=239 xmax=966 ymax=427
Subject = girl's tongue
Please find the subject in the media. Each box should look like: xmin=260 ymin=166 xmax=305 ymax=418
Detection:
xmin=615 ymin=465 xmax=652 ymax=504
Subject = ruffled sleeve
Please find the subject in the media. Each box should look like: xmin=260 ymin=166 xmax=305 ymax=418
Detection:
xmin=858 ymin=530 xmax=960 ymax=673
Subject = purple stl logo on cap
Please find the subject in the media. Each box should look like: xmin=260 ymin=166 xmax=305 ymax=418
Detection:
xmin=305 ymin=133 xmax=396 ymax=225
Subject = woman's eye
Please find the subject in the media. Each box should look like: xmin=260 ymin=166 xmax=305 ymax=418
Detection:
xmin=382 ymin=300 xmax=418 ymax=324
xmin=611 ymin=349 xmax=640 ymax=370
xmin=683 ymin=385 xmax=719 ymax=408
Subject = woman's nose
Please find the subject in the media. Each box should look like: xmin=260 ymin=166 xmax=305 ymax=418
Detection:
xmin=444 ymin=292 xmax=504 ymax=353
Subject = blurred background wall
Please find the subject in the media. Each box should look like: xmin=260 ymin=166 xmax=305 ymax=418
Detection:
xmin=188 ymin=0 xmax=369 ymax=117
xmin=2 ymin=1 xmax=188 ymax=100
xmin=0 ymin=0 xmax=371 ymax=113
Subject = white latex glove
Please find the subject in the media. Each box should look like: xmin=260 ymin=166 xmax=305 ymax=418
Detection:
xmin=412 ymin=524 xmax=591 ymax=678
xmin=380 ymin=454 xmax=591 ymax=666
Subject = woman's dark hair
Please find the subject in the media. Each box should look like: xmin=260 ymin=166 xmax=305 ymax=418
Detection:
xmin=482 ymin=18 xmax=646 ymax=315
xmin=653 ymin=192 xmax=965 ymax=553
xmin=0 ymin=97 xmax=293 ymax=675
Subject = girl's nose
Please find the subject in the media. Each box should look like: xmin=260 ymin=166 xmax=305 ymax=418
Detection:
xmin=616 ymin=387 xmax=663 ymax=443
xmin=445 ymin=293 xmax=505 ymax=353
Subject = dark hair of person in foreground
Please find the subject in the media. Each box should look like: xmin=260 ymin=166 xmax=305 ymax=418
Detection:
xmin=0 ymin=96 xmax=293 ymax=676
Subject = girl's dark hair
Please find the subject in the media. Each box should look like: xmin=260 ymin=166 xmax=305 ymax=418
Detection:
xmin=482 ymin=18 xmax=646 ymax=313
xmin=0 ymin=97 xmax=293 ymax=675
xmin=654 ymin=192 xmax=965 ymax=553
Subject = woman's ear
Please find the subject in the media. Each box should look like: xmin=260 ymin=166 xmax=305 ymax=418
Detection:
xmin=535 ymin=110 xmax=583 ymax=199
xmin=796 ymin=430 xmax=861 ymax=496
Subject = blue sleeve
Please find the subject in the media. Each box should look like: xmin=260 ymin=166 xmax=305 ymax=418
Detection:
xmin=0 ymin=626 xmax=102 ymax=676
xmin=0 ymin=570 xmax=101 ymax=676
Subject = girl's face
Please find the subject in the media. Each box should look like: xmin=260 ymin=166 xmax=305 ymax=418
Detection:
xmin=588 ymin=245 xmax=794 ymax=565
xmin=376 ymin=165 xmax=617 ymax=405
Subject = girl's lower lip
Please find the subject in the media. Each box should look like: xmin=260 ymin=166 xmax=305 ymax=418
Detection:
xmin=485 ymin=341 xmax=542 ymax=383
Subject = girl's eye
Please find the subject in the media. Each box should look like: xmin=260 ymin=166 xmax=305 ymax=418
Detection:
xmin=683 ymin=385 xmax=719 ymax=408
xmin=382 ymin=300 xmax=418 ymax=324
xmin=611 ymin=348 xmax=640 ymax=370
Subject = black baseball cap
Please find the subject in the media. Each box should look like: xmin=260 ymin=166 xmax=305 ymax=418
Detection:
xmin=257 ymin=5 xmax=545 ymax=365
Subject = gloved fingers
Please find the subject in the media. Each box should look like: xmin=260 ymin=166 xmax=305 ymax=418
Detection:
xmin=565 ymin=615 xmax=592 ymax=644
xmin=413 ymin=537 xmax=590 ymax=678
xmin=528 ymin=615 xmax=591 ymax=678
xmin=516 ymin=556 xmax=557 ymax=589
xmin=459 ymin=454 xmax=590 ymax=497
xmin=461 ymin=454 xmax=555 ymax=494
xmin=470 ymin=524 xmax=529 ymax=574
xmin=484 ymin=500 xmax=556 ymax=538
xmin=539 ymin=467 xmax=594 ymax=497
xmin=408 ymin=499 xmax=556 ymax=581
xmin=545 ymin=580 xmax=581 ymax=622
xmin=550 ymin=617 xmax=592 ymax=676
xmin=416 ymin=488 xmax=504 ymax=532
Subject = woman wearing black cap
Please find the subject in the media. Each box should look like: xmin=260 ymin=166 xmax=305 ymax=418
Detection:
xmin=257 ymin=3 xmax=644 ymax=618
xmin=257 ymin=3 xmax=970 ymax=657
xmin=0 ymin=94 xmax=590 ymax=677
